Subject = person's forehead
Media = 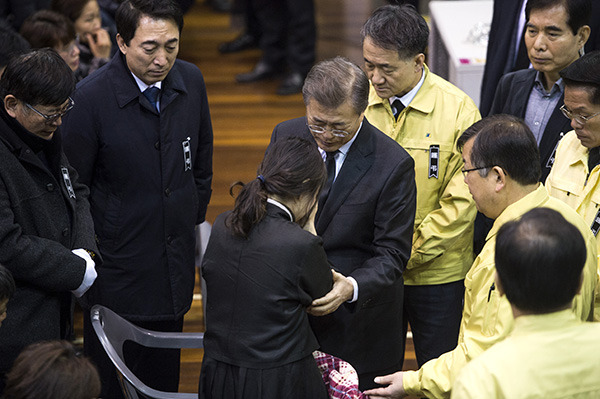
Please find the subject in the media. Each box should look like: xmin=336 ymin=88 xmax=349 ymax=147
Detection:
xmin=528 ymin=5 xmax=569 ymax=26
xmin=134 ymin=16 xmax=179 ymax=36
xmin=564 ymin=86 xmax=595 ymax=107
xmin=307 ymin=100 xmax=357 ymax=119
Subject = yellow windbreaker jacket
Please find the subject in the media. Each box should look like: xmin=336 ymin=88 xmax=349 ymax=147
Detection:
xmin=545 ymin=130 xmax=600 ymax=320
xmin=403 ymin=185 xmax=598 ymax=398
xmin=365 ymin=65 xmax=480 ymax=285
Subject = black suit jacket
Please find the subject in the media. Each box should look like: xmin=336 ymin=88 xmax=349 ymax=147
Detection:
xmin=489 ymin=69 xmax=570 ymax=182
xmin=269 ymin=117 xmax=416 ymax=384
xmin=202 ymin=205 xmax=333 ymax=368
xmin=480 ymin=0 xmax=523 ymax=116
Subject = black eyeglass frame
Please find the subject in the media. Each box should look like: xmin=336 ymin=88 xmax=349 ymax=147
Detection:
xmin=461 ymin=165 xmax=492 ymax=178
xmin=25 ymin=97 xmax=75 ymax=123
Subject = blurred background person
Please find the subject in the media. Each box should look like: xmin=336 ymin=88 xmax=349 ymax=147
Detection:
xmin=235 ymin=0 xmax=316 ymax=95
xmin=3 ymin=340 xmax=101 ymax=399
xmin=0 ymin=20 xmax=30 ymax=75
xmin=0 ymin=0 xmax=49 ymax=31
xmin=51 ymin=0 xmax=113 ymax=77
xmin=19 ymin=10 xmax=81 ymax=75
xmin=199 ymin=137 xmax=333 ymax=399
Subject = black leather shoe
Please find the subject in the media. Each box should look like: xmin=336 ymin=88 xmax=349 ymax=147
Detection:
xmin=219 ymin=33 xmax=259 ymax=54
xmin=277 ymin=72 xmax=304 ymax=95
xmin=236 ymin=62 xmax=280 ymax=83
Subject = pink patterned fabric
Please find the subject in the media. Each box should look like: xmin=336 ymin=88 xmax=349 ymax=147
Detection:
xmin=313 ymin=351 xmax=370 ymax=399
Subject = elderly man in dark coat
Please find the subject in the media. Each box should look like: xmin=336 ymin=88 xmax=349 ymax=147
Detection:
xmin=60 ymin=0 xmax=213 ymax=397
xmin=0 ymin=48 xmax=98 ymax=394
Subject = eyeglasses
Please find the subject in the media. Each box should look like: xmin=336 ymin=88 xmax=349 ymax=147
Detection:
xmin=307 ymin=124 xmax=352 ymax=138
xmin=307 ymin=115 xmax=359 ymax=138
xmin=25 ymin=97 xmax=74 ymax=123
xmin=560 ymin=104 xmax=600 ymax=125
xmin=462 ymin=165 xmax=490 ymax=178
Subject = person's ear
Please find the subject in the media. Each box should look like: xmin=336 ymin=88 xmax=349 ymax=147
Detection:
xmin=116 ymin=33 xmax=128 ymax=55
xmin=413 ymin=53 xmax=425 ymax=72
xmin=491 ymin=166 xmax=507 ymax=193
xmin=576 ymin=25 xmax=591 ymax=50
xmin=3 ymin=95 xmax=19 ymax=118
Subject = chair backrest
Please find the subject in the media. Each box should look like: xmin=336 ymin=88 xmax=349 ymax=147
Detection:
xmin=90 ymin=305 xmax=204 ymax=399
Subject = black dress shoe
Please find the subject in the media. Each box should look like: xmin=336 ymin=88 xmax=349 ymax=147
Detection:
xmin=218 ymin=33 xmax=259 ymax=54
xmin=277 ymin=72 xmax=304 ymax=95
xmin=236 ymin=62 xmax=280 ymax=83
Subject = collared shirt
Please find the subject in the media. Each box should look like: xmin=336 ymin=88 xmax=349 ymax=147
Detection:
xmin=524 ymin=71 xmax=564 ymax=144
xmin=317 ymin=121 xmax=363 ymax=182
xmin=452 ymin=310 xmax=600 ymax=399
xmin=402 ymin=185 xmax=598 ymax=398
xmin=388 ymin=67 xmax=426 ymax=110
xmin=366 ymin=64 xmax=480 ymax=286
xmin=131 ymin=72 xmax=163 ymax=110
xmin=545 ymin=130 xmax=600 ymax=321
xmin=317 ymin=122 xmax=363 ymax=303
xmin=266 ymin=198 xmax=293 ymax=221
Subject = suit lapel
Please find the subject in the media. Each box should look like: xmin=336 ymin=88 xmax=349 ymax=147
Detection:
xmin=316 ymin=122 xmax=375 ymax=233
xmin=511 ymin=71 xmax=536 ymax=118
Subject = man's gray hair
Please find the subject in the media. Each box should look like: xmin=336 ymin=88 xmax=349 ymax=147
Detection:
xmin=302 ymin=57 xmax=369 ymax=114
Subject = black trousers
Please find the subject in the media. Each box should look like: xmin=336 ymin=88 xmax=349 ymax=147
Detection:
xmin=402 ymin=280 xmax=465 ymax=368
xmin=252 ymin=0 xmax=315 ymax=75
xmin=83 ymin=311 xmax=184 ymax=399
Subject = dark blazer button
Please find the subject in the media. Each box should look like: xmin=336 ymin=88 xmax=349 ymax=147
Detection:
xmin=155 ymin=141 xmax=160 ymax=150
xmin=46 ymin=183 xmax=54 ymax=191
xmin=167 ymin=235 xmax=173 ymax=244
xmin=62 ymin=228 xmax=69 ymax=237
xmin=164 ymin=188 xmax=171 ymax=197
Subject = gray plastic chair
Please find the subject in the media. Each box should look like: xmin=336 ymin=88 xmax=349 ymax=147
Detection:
xmin=90 ymin=305 xmax=204 ymax=399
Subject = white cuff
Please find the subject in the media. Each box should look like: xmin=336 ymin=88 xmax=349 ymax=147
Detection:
xmin=71 ymin=248 xmax=97 ymax=298
xmin=346 ymin=276 xmax=358 ymax=303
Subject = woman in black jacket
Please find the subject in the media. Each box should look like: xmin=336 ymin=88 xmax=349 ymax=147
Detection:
xmin=199 ymin=137 xmax=333 ymax=399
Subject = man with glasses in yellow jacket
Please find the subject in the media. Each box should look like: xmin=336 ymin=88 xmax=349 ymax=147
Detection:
xmin=365 ymin=115 xmax=597 ymax=399
xmin=452 ymin=208 xmax=600 ymax=399
xmin=545 ymin=50 xmax=600 ymax=321
xmin=361 ymin=4 xmax=480 ymax=369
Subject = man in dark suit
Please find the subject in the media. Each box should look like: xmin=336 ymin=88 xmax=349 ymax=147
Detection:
xmin=480 ymin=0 xmax=600 ymax=117
xmin=269 ymin=57 xmax=417 ymax=391
xmin=60 ymin=0 xmax=213 ymax=398
xmin=489 ymin=0 xmax=590 ymax=180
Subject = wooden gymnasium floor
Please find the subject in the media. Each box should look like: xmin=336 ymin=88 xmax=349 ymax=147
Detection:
xmin=76 ymin=0 xmax=420 ymax=394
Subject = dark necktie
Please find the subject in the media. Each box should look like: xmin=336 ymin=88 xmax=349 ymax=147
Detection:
xmin=143 ymin=86 xmax=160 ymax=112
xmin=588 ymin=147 xmax=600 ymax=172
xmin=319 ymin=150 xmax=338 ymax=209
xmin=393 ymin=99 xmax=404 ymax=120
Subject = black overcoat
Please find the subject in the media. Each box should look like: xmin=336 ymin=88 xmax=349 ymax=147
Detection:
xmin=61 ymin=52 xmax=213 ymax=320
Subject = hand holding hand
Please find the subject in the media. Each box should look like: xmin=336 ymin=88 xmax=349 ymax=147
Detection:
xmin=86 ymin=28 xmax=111 ymax=59
xmin=307 ymin=269 xmax=353 ymax=316
xmin=363 ymin=372 xmax=406 ymax=398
